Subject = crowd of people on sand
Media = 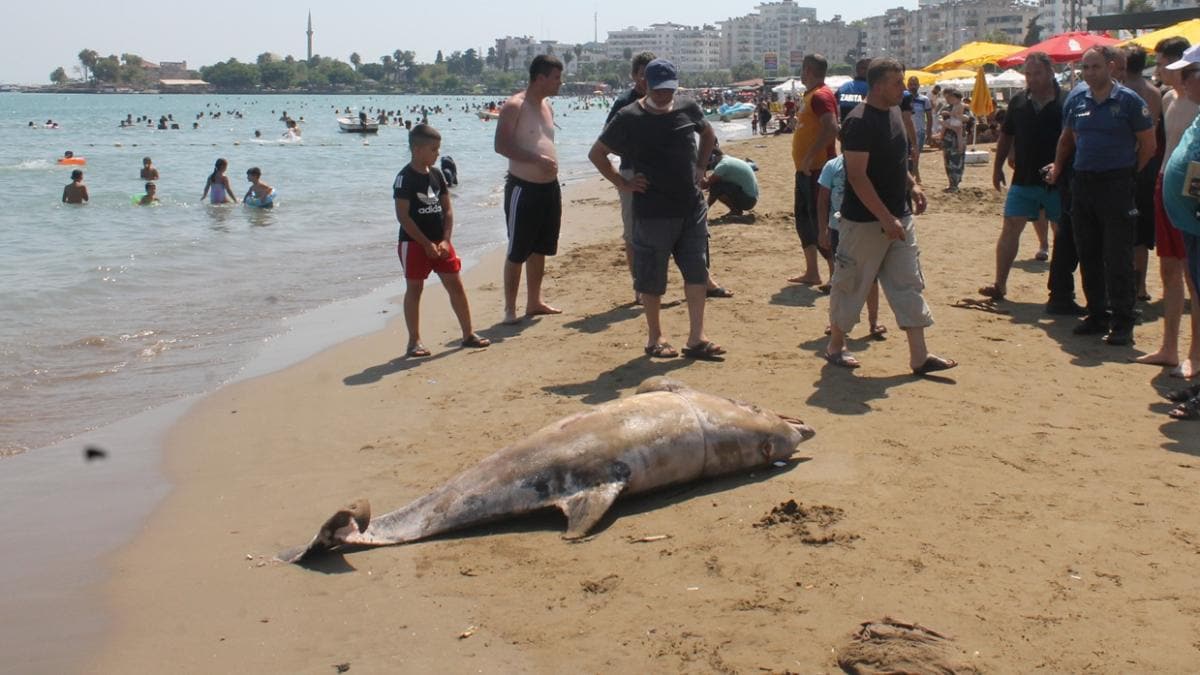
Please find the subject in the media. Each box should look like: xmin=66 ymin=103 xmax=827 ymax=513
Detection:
xmin=395 ymin=43 xmax=1200 ymax=426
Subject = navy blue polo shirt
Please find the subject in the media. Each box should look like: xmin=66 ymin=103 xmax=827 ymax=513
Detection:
xmin=1062 ymin=81 xmax=1152 ymax=172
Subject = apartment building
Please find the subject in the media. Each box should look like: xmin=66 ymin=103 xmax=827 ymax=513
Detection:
xmin=606 ymin=23 xmax=722 ymax=73
xmin=862 ymin=0 xmax=1038 ymax=67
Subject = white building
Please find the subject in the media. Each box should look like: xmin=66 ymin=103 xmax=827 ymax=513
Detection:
xmin=718 ymin=0 xmax=823 ymax=69
xmin=493 ymin=36 xmax=581 ymax=73
xmin=862 ymin=0 xmax=1038 ymax=67
xmin=605 ymin=23 xmax=722 ymax=74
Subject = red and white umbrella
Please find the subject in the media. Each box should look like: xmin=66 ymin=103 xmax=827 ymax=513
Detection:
xmin=997 ymin=32 xmax=1121 ymax=68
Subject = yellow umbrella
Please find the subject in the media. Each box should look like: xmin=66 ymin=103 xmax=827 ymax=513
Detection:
xmin=936 ymin=68 xmax=981 ymax=81
xmin=969 ymin=66 xmax=995 ymax=147
xmin=1120 ymin=19 xmax=1200 ymax=51
xmin=924 ymin=42 xmax=1025 ymax=72
xmin=904 ymin=69 xmax=940 ymax=86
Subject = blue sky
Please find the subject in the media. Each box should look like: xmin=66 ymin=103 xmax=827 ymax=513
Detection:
xmin=1 ymin=0 xmax=911 ymax=84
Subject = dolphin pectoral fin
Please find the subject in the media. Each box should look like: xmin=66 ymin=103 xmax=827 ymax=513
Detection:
xmin=558 ymin=483 xmax=624 ymax=539
xmin=275 ymin=499 xmax=372 ymax=564
xmin=635 ymin=376 xmax=691 ymax=395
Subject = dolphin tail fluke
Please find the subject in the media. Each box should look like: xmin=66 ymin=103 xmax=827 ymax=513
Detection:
xmin=558 ymin=483 xmax=624 ymax=539
xmin=275 ymin=499 xmax=373 ymax=564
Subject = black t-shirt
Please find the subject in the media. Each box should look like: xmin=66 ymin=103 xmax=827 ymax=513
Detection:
xmin=393 ymin=165 xmax=447 ymax=243
xmin=840 ymin=103 xmax=911 ymax=222
xmin=598 ymin=99 xmax=710 ymax=218
xmin=1002 ymin=88 xmax=1066 ymax=186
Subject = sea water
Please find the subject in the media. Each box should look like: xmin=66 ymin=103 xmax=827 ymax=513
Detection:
xmin=0 ymin=93 xmax=751 ymax=456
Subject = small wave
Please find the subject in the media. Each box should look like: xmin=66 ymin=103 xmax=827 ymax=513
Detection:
xmin=12 ymin=159 xmax=51 ymax=170
xmin=68 ymin=335 xmax=110 ymax=348
xmin=0 ymin=444 xmax=28 ymax=458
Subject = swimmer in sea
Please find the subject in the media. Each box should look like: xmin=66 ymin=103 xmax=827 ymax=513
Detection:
xmin=243 ymin=167 xmax=274 ymax=207
xmin=62 ymin=169 xmax=88 ymax=204
xmin=140 ymin=157 xmax=159 ymax=181
xmin=201 ymin=158 xmax=237 ymax=204
xmin=138 ymin=182 xmax=159 ymax=206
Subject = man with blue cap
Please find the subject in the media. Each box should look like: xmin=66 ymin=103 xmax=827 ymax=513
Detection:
xmin=589 ymin=58 xmax=726 ymax=361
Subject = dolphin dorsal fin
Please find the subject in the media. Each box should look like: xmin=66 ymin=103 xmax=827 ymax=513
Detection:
xmin=558 ymin=483 xmax=624 ymax=539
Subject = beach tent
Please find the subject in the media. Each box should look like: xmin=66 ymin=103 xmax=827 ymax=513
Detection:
xmin=990 ymin=69 xmax=1026 ymax=89
xmin=924 ymin=41 xmax=1026 ymax=72
xmin=998 ymin=32 xmax=1121 ymax=67
xmin=772 ymin=78 xmax=804 ymax=95
xmin=825 ymin=75 xmax=852 ymax=90
xmin=1120 ymin=19 xmax=1200 ymax=51
xmin=904 ymin=69 xmax=941 ymax=86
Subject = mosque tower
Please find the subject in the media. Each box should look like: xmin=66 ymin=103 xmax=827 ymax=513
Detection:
xmin=306 ymin=12 xmax=313 ymax=61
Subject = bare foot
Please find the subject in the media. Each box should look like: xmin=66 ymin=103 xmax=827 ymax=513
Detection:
xmin=1136 ymin=349 xmax=1179 ymax=368
xmin=502 ymin=310 xmax=522 ymax=325
xmin=525 ymin=303 xmax=562 ymax=317
xmin=787 ymin=274 xmax=822 ymax=285
xmin=1170 ymin=358 xmax=1196 ymax=379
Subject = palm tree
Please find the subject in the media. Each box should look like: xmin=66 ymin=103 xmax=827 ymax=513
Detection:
xmin=380 ymin=54 xmax=394 ymax=83
xmin=350 ymin=52 xmax=362 ymax=71
xmin=78 ymin=49 xmax=99 ymax=83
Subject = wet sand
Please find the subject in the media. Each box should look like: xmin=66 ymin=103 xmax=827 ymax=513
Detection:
xmin=96 ymin=135 xmax=1200 ymax=673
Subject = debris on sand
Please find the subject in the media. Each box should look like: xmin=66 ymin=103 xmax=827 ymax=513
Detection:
xmin=836 ymin=617 xmax=981 ymax=674
xmin=754 ymin=499 xmax=858 ymax=545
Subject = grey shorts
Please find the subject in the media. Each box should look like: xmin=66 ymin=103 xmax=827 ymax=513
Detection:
xmin=631 ymin=201 xmax=709 ymax=296
xmin=619 ymin=168 xmax=635 ymax=243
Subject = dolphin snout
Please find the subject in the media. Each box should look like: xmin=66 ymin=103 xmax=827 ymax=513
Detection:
xmin=779 ymin=415 xmax=815 ymax=442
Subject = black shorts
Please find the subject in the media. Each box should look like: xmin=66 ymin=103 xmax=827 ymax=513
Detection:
xmin=709 ymin=181 xmax=757 ymax=212
xmin=504 ymin=174 xmax=562 ymax=263
xmin=794 ymin=171 xmax=821 ymax=247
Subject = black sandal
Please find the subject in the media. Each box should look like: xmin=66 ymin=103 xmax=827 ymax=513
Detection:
xmin=1163 ymin=383 xmax=1200 ymax=403
xmin=1168 ymin=395 xmax=1200 ymax=420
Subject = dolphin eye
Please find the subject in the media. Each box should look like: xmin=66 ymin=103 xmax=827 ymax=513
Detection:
xmin=760 ymin=440 xmax=772 ymax=458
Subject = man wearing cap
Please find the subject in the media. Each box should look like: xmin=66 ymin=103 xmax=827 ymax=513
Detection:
xmin=588 ymin=59 xmax=726 ymax=360
xmin=1045 ymin=46 xmax=1156 ymax=347
xmin=1159 ymin=45 xmax=1200 ymax=418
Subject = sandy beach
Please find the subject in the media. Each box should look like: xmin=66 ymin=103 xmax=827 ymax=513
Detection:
xmin=94 ymin=133 xmax=1200 ymax=673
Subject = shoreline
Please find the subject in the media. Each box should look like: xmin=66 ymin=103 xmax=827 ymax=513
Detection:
xmin=69 ymin=132 xmax=1200 ymax=672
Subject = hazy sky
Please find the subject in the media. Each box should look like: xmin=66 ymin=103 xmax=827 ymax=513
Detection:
xmin=1 ymin=0 xmax=912 ymax=84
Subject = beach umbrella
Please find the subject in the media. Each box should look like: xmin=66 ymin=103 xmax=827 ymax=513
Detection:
xmin=997 ymin=32 xmax=1121 ymax=67
xmin=934 ymin=68 xmax=980 ymax=81
xmin=924 ymin=42 xmax=1025 ymax=72
xmin=969 ymin=67 xmax=995 ymax=148
xmin=1120 ymin=19 xmax=1200 ymax=51
xmin=904 ymin=69 xmax=941 ymax=86
xmin=990 ymin=69 xmax=1027 ymax=89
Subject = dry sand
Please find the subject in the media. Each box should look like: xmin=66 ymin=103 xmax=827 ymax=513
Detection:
xmin=96 ymin=134 xmax=1200 ymax=673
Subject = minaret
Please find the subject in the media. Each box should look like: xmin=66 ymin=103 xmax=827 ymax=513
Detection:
xmin=306 ymin=12 xmax=313 ymax=61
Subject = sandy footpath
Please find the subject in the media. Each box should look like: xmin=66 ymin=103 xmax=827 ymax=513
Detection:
xmin=96 ymin=134 xmax=1200 ymax=673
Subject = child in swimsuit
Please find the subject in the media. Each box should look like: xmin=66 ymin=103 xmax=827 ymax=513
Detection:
xmin=243 ymin=167 xmax=274 ymax=207
xmin=201 ymin=158 xmax=236 ymax=204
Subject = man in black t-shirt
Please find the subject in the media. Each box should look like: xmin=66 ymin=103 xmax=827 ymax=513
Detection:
xmin=589 ymin=59 xmax=726 ymax=361
xmin=604 ymin=51 xmax=656 ymax=297
xmin=980 ymin=52 xmax=1073 ymax=309
xmin=825 ymin=58 xmax=957 ymax=376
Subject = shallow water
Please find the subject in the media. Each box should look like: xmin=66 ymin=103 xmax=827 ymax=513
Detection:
xmin=0 ymin=92 xmax=752 ymax=455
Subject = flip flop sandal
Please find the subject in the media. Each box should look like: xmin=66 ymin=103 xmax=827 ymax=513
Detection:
xmin=644 ymin=342 xmax=678 ymax=358
xmin=822 ymin=350 xmax=860 ymax=369
xmin=407 ymin=344 xmax=432 ymax=358
xmin=1168 ymin=396 xmax=1200 ymax=420
xmin=912 ymin=355 xmax=958 ymax=376
xmin=706 ymin=287 xmax=735 ymax=298
xmin=869 ymin=325 xmax=888 ymax=340
xmin=682 ymin=341 xmax=726 ymax=360
xmin=978 ymin=285 xmax=1006 ymax=300
xmin=1164 ymin=383 xmax=1200 ymax=403
xmin=462 ymin=334 xmax=491 ymax=348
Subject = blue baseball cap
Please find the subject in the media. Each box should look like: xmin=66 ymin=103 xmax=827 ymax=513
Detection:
xmin=645 ymin=59 xmax=679 ymax=90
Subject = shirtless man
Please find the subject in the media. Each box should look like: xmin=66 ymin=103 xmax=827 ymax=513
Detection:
xmin=494 ymin=54 xmax=563 ymax=324
xmin=62 ymin=169 xmax=88 ymax=204
xmin=1120 ymin=46 xmax=1164 ymax=302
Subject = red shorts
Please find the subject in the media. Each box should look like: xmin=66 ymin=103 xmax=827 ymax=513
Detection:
xmin=1155 ymin=173 xmax=1186 ymax=260
xmin=398 ymin=240 xmax=462 ymax=280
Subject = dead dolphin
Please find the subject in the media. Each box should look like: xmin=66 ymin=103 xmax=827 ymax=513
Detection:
xmin=277 ymin=377 xmax=814 ymax=563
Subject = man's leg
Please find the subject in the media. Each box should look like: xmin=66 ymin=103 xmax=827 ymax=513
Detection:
xmin=404 ymin=279 xmax=426 ymax=353
xmin=1048 ymin=180 xmax=1081 ymax=312
xmin=790 ymin=171 xmax=822 ymax=284
xmin=982 ymin=216 xmax=1027 ymax=297
xmin=1137 ymin=256 xmax=1185 ymax=366
xmin=502 ymin=260 xmax=523 ymax=324
xmin=873 ymin=217 xmax=947 ymax=371
xmin=825 ymin=220 xmax=888 ymax=364
xmin=523 ymin=253 xmax=560 ymax=317
xmin=1098 ymin=177 xmax=1138 ymax=344
xmin=1071 ymin=176 xmax=1110 ymax=329
xmin=642 ymin=292 xmax=665 ymax=348
xmin=1033 ymin=213 xmax=1050 ymax=259
xmin=683 ymin=283 xmax=709 ymax=349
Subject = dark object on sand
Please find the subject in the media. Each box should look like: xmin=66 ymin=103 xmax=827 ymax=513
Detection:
xmin=84 ymin=446 xmax=107 ymax=461
xmin=837 ymin=617 xmax=981 ymax=674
